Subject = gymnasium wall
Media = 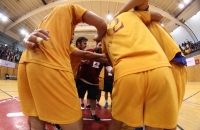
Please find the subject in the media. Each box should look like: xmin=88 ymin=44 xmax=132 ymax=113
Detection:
xmin=186 ymin=55 xmax=200 ymax=82
xmin=171 ymin=11 xmax=200 ymax=45
xmin=0 ymin=60 xmax=18 ymax=80
xmin=0 ymin=58 xmax=199 ymax=82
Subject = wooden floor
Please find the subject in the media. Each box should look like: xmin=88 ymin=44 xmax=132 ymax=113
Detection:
xmin=0 ymin=80 xmax=200 ymax=130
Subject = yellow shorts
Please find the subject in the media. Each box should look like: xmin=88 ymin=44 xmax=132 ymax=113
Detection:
xmin=171 ymin=62 xmax=187 ymax=109
xmin=18 ymin=63 xmax=82 ymax=124
xmin=112 ymin=67 xmax=178 ymax=129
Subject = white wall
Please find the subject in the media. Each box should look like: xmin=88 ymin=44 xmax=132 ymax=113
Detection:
xmin=185 ymin=11 xmax=200 ymax=41
xmin=170 ymin=11 xmax=200 ymax=45
xmin=170 ymin=26 xmax=194 ymax=45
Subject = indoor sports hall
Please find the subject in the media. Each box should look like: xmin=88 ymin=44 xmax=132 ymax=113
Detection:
xmin=0 ymin=0 xmax=200 ymax=130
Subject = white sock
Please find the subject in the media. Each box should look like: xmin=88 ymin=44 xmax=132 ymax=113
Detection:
xmin=91 ymin=110 xmax=95 ymax=115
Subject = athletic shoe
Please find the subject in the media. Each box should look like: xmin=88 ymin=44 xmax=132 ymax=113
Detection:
xmin=104 ymin=102 xmax=108 ymax=108
xmin=55 ymin=124 xmax=62 ymax=130
xmin=91 ymin=114 xmax=101 ymax=122
xmin=81 ymin=103 xmax=85 ymax=110
xmin=86 ymin=105 xmax=91 ymax=109
xmin=96 ymin=103 xmax=101 ymax=110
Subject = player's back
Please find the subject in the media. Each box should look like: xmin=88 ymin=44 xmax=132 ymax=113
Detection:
xmin=103 ymin=11 xmax=170 ymax=81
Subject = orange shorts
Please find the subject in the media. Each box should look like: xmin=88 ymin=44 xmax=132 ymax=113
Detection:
xmin=171 ymin=62 xmax=187 ymax=109
xmin=112 ymin=67 xmax=178 ymax=129
xmin=18 ymin=63 xmax=82 ymax=124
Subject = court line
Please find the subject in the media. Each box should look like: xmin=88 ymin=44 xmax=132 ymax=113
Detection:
xmin=177 ymin=124 xmax=184 ymax=130
xmin=0 ymin=89 xmax=13 ymax=98
xmin=183 ymin=91 xmax=200 ymax=101
xmin=183 ymin=101 xmax=200 ymax=106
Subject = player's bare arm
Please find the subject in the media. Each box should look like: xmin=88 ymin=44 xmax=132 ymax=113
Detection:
xmin=71 ymin=50 xmax=108 ymax=63
xmin=82 ymin=11 xmax=107 ymax=42
xmin=150 ymin=12 xmax=163 ymax=22
xmin=114 ymin=0 xmax=148 ymax=17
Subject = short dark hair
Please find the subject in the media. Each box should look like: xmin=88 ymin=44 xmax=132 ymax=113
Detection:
xmin=76 ymin=37 xmax=88 ymax=46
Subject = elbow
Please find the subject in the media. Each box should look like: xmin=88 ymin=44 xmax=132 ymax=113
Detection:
xmin=151 ymin=12 xmax=163 ymax=22
xmin=157 ymin=14 xmax=163 ymax=21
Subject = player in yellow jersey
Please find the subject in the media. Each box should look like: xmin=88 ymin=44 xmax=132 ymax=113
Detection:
xmin=19 ymin=4 xmax=107 ymax=130
xmin=144 ymin=12 xmax=187 ymax=110
xmin=129 ymin=9 xmax=187 ymax=111
xmin=102 ymin=0 xmax=178 ymax=130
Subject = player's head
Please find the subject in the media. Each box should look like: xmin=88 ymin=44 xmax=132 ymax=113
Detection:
xmin=76 ymin=37 xmax=88 ymax=50
xmin=95 ymin=42 xmax=102 ymax=53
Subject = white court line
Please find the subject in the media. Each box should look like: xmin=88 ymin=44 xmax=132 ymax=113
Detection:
xmin=13 ymin=97 xmax=20 ymax=101
xmin=7 ymin=112 xmax=24 ymax=117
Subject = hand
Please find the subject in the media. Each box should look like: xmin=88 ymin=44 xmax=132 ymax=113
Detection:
xmin=23 ymin=29 xmax=50 ymax=50
xmin=81 ymin=60 xmax=90 ymax=64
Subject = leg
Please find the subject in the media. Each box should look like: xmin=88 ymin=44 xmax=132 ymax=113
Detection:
xmin=87 ymin=85 xmax=100 ymax=122
xmin=86 ymin=98 xmax=91 ymax=109
xmin=105 ymin=92 xmax=108 ymax=101
xmin=80 ymin=98 xmax=84 ymax=104
xmin=145 ymin=126 xmax=177 ymax=130
xmin=145 ymin=126 xmax=162 ymax=130
xmin=96 ymin=89 xmax=102 ymax=103
xmin=96 ymin=89 xmax=102 ymax=109
xmin=107 ymin=117 xmax=123 ymax=130
xmin=77 ymin=80 xmax=87 ymax=109
xmin=90 ymin=99 xmax=96 ymax=111
xmin=29 ymin=116 xmax=45 ymax=130
xmin=80 ymin=98 xmax=85 ymax=110
xmin=59 ymin=118 xmax=83 ymax=130
xmin=104 ymin=92 xmax=108 ymax=108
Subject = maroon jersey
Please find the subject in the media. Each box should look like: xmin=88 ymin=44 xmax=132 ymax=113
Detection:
xmin=104 ymin=67 xmax=114 ymax=80
xmin=78 ymin=49 xmax=108 ymax=84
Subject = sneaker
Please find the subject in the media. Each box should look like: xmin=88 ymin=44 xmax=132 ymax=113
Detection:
xmin=81 ymin=104 xmax=85 ymax=110
xmin=104 ymin=102 xmax=108 ymax=108
xmin=96 ymin=103 xmax=101 ymax=110
xmin=91 ymin=114 xmax=101 ymax=122
xmin=86 ymin=105 xmax=91 ymax=109
xmin=55 ymin=124 xmax=62 ymax=130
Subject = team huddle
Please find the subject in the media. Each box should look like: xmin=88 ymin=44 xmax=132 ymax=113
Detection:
xmin=18 ymin=0 xmax=187 ymax=130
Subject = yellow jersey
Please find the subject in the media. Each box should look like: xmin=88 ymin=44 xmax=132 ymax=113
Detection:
xmin=102 ymin=11 xmax=170 ymax=81
xmin=19 ymin=4 xmax=87 ymax=73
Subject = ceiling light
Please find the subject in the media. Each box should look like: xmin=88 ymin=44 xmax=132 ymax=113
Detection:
xmin=20 ymin=29 xmax=26 ymax=35
xmin=0 ymin=13 xmax=3 ymax=18
xmin=107 ymin=14 xmax=112 ymax=20
xmin=1 ymin=16 xmax=8 ymax=22
xmin=161 ymin=23 xmax=164 ymax=27
xmin=179 ymin=3 xmax=184 ymax=9
xmin=184 ymin=0 xmax=190 ymax=4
